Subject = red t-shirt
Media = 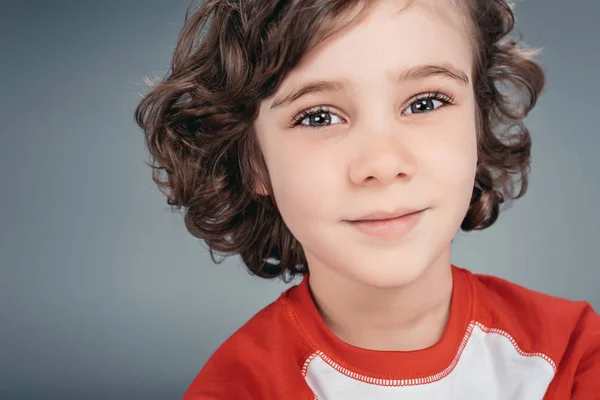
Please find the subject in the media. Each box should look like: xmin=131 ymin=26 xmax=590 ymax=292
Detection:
xmin=183 ymin=266 xmax=600 ymax=399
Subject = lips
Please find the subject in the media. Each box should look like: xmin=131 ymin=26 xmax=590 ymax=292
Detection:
xmin=348 ymin=207 xmax=425 ymax=222
xmin=345 ymin=208 xmax=427 ymax=239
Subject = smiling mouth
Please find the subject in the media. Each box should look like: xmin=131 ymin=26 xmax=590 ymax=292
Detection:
xmin=345 ymin=209 xmax=427 ymax=238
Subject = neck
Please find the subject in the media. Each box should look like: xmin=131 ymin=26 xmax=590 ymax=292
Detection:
xmin=307 ymin=249 xmax=454 ymax=351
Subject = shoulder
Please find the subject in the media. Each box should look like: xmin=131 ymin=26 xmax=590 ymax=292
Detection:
xmin=469 ymin=270 xmax=596 ymax=345
xmin=470 ymin=270 xmax=593 ymax=326
xmin=467 ymin=269 xmax=600 ymax=394
xmin=182 ymin=285 xmax=314 ymax=400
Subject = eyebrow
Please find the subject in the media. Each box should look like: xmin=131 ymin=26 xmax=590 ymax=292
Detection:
xmin=269 ymin=63 xmax=469 ymax=109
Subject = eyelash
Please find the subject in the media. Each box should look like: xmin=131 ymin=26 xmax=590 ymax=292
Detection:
xmin=289 ymin=91 xmax=456 ymax=129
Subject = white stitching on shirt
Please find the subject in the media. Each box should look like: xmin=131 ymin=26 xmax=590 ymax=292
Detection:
xmin=301 ymin=320 xmax=557 ymax=387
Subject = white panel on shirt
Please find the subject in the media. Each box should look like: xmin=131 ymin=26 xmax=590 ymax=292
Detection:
xmin=304 ymin=323 xmax=556 ymax=399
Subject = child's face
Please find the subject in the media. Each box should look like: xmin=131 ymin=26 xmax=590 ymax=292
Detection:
xmin=254 ymin=0 xmax=477 ymax=288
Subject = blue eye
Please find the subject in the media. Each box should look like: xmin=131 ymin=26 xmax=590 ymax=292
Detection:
xmin=402 ymin=92 xmax=454 ymax=115
xmin=291 ymin=106 xmax=344 ymax=129
xmin=404 ymin=98 xmax=443 ymax=114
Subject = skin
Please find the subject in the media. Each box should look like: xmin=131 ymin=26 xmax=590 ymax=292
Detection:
xmin=253 ymin=0 xmax=478 ymax=351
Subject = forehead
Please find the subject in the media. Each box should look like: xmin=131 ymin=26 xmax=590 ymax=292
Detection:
xmin=273 ymin=0 xmax=472 ymax=94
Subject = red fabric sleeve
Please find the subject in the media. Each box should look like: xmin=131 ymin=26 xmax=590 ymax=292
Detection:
xmin=181 ymin=343 xmax=257 ymax=400
xmin=182 ymin=338 xmax=315 ymax=400
xmin=570 ymin=304 xmax=600 ymax=399
xmin=181 ymin=300 xmax=316 ymax=400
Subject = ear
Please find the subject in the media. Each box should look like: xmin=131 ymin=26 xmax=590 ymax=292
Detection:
xmin=250 ymin=156 xmax=271 ymax=197
xmin=255 ymin=181 xmax=268 ymax=196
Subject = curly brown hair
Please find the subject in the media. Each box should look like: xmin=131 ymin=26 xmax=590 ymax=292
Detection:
xmin=134 ymin=0 xmax=545 ymax=281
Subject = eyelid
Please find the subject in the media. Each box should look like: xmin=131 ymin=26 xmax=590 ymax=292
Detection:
xmin=405 ymin=90 xmax=455 ymax=106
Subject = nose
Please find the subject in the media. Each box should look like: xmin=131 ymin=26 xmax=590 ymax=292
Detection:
xmin=348 ymin=129 xmax=416 ymax=187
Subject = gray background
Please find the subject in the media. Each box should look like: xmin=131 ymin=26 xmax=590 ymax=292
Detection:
xmin=1 ymin=1 xmax=598 ymax=399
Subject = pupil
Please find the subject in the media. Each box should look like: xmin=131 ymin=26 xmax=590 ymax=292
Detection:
xmin=412 ymin=99 xmax=434 ymax=113
xmin=310 ymin=112 xmax=330 ymax=126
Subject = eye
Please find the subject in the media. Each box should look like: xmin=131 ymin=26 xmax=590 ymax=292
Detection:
xmin=402 ymin=92 xmax=454 ymax=116
xmin=291 ymin=106 xmax=345 ymax=129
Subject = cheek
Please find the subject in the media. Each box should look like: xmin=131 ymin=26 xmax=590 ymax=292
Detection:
xmin=265 ymin=142 xmax=337 ymax=227
xmin=422 ymin=114 xmax=478 ymax=200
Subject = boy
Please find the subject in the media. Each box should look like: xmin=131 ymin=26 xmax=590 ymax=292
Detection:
xmin=135 ymin=0 xmax=600 ymax=398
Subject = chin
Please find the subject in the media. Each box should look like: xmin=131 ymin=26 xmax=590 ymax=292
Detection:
xmin=347 ymin=253 xmax=434 ymax=289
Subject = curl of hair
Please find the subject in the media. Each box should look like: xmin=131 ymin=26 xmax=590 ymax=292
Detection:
xmin=135 ymin=0 xmax=545 ymax=281
xmin=462 ymin=0 xmax=545 ymax=230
